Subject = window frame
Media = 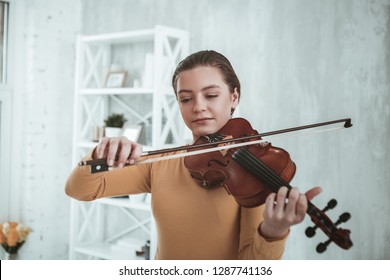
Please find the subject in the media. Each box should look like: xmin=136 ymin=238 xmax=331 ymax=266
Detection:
xmin=0 ymin=0 xmax=11 ymax=222
xmin=0 ymin=0 xmax=8 ymax=84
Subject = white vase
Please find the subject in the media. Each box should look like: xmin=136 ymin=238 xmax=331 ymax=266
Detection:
xmin=104 ymin=127 xmax=122 ymax=138
xmin=4 ymin=252 xmax=17 ymax=260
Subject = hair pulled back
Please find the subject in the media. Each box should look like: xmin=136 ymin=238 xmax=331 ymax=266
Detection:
xmin=172 ymin=50 xmax=240 ymax=99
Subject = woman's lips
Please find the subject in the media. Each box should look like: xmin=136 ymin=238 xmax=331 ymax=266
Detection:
xmin=193 ymin=118 xmax=213 ymax=124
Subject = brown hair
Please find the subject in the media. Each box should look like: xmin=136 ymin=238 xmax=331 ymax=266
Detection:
xmin=172 ymin=50 xmax=241 ymax=99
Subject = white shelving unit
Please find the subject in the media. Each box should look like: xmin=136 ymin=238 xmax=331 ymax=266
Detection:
xmin=69 ymin=26 xmax=189 ymax=259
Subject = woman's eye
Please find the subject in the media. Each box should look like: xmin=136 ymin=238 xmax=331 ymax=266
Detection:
xmin=180 ymin=97 xmax=191 ymax=103
xmin=206 ymin=94 xmax=218 ymax=99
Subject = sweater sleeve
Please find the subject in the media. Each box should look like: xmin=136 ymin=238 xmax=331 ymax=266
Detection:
xmin=65 ymin=149 xmax=152 ymax=201
xmin=238 ymin=205 xmax=288 ymax=260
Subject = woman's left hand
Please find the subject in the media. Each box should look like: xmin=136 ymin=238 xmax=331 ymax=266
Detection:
xmin=259 ymin=186 xmax=323 ymax=240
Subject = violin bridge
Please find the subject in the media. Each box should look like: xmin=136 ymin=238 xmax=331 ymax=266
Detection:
xmin=204 ymin=133 xmax=226 ymax=142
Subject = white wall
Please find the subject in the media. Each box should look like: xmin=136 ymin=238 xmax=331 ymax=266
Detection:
xmin=2 ymin=0 xmax=81 ymax=259
xmin=4 ymin=0 xmax=390 ymax=259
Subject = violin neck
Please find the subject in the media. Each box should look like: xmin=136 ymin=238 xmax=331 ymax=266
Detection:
xmin=232 ymin=147 xmax=316 ymax=212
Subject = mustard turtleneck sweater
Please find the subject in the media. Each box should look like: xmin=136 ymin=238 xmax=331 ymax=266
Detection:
xmin=65 ymin=150 xmax=287 ymax=259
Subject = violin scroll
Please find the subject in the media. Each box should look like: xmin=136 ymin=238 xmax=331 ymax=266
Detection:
xmin=306 ymin=200 xmax=353 ymax=253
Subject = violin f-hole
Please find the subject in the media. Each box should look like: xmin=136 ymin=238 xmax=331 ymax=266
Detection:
xmin=207 ymin=159 xmax=230 ymax=168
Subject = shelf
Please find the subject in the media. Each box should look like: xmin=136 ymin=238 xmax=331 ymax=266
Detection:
xmin=74 ymin=242 xmax=145 ymax=260
xmin=77 ymin=141 xmax=154 ymax=151
xmin=78 ymin=141 xmax=98 ymax=149
xmin=96 ymin=197 xmax=151 ymax=211
xmin=80 ymin=87 xmax=154 ymax=95
xmin=70 ymin=25 xmax=189 ymax=260
xmin=81 ymin=29 xmax=156 ymax=45
xmin=80 ymin=25 xmax=187 ymax=45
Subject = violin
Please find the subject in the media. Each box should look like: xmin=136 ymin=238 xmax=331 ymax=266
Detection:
xmin=79 ymin=117 xmax=353 ymax=253
xmin=184 ymin=118 xmax=353 ymax=253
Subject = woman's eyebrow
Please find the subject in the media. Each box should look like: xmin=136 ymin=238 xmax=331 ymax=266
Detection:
xmin=177 ymin=89 xmax=193 ymax=95
xmin=201 ymin=85 xmax=221 ymax=91
xmin=178 ymin=85 xmax=220 ymax=95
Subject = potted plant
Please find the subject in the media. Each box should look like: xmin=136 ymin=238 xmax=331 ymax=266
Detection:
xmin=104 ymin=113 xmax=127 ymax=137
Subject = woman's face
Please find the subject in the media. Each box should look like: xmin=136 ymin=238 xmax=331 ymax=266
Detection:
xmin=175 ymin=66 xmax=239 ymax=140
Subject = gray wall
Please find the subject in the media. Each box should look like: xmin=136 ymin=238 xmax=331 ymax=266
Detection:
xmin=80 ymin=0 xmax=390 ymax=259
xmin=6 ymin=0 xmax=389 ymax=259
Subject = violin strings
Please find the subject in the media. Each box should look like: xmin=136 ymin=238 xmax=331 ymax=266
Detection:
xmin=232 ymin=148 xmax=291 ymax=193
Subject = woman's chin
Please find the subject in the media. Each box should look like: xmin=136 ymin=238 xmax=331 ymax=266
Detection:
xmin=192 ymin=128 xmax=218 ymax=140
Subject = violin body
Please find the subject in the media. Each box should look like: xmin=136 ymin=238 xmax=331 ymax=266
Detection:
xmin=184 ymin=118 xmax=296 ymax=207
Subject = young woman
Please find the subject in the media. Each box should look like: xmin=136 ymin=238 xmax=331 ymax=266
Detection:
xmin=65 ymin=50 xmax=321 ymax=259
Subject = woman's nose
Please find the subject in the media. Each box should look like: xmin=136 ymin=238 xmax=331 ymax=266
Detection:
xmin=193 ymin=98 xmax=207 ymax=112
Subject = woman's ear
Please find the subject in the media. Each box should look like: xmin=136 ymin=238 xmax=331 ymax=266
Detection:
xmin=230 ymin=88 xmax=239 ymax=116
xmin=231 ymin=87 xmax=239 ymax=105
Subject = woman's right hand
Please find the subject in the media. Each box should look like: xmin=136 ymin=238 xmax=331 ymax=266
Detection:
xmin=93 ymin=136 xmax=143 ymax=168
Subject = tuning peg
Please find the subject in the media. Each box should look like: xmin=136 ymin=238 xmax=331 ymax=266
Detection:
xmin=312 ymin=212 xmax=351 ymax=253
xmin=305 ymin=199 xmax=338 ymax=238
xmin=316 ymin=239 xmax=332 ymax=253
xmin=322 ymin=199 xmax=337 ymax=212
xmin=335 ymin=212 xmax=351 ymax=225
xmin=305 ymin=225 xmax=317 ymax=237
